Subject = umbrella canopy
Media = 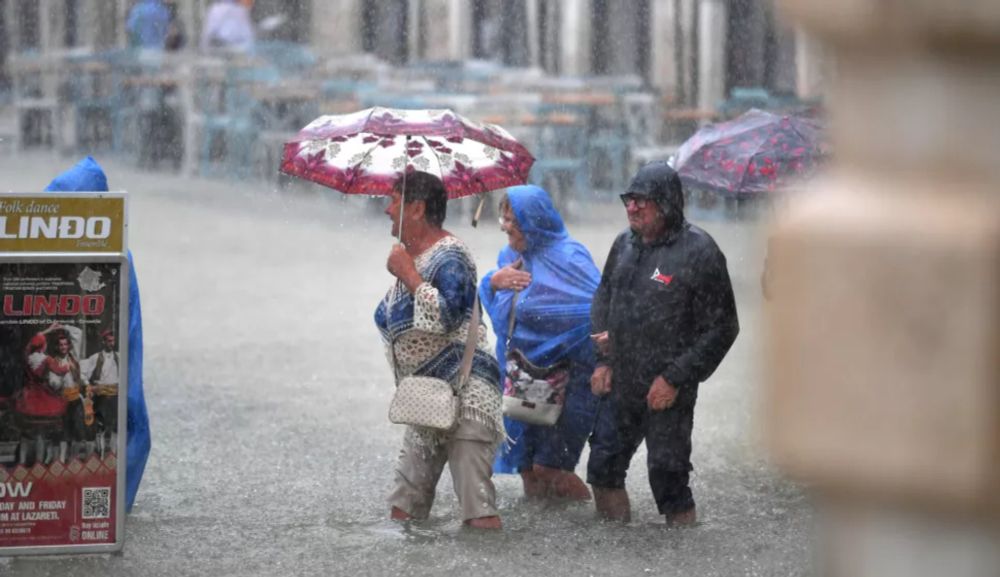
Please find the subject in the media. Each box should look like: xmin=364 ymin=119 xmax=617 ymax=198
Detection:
xmin=673 ymin=108 xmax=827 ymax=197
xmin=279 ymin=107 xmax=535 ymax=199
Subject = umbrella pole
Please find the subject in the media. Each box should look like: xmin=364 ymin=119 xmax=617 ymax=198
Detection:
xmin=398 ymin=169 xmax=407 ymax=243
xmin=398 ymin=138 xmax=409 ymax=244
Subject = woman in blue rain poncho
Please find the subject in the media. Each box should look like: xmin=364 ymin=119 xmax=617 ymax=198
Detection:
xmin=45 ymin=156 xmax=151 ymax=512
xmin=479 ymin=185 xmax=603 ymax=500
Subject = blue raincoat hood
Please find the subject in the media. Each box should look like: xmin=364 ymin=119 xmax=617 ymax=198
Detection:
xmin=45 ymin=157 xmax=150 ymax=512
xmin=507 ymin=184 xmax=569 ymax=254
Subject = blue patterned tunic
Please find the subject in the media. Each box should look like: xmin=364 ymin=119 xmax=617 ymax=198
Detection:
xmin=375 ymin=236 xmax=504 ymax=440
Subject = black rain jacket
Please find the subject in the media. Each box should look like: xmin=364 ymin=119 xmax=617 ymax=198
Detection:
xmin=592 ymin=170 xmax=739 ymax=401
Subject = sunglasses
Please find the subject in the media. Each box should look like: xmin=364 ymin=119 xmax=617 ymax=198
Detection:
xmin=620 ymin=194 xmax=651 ymax=209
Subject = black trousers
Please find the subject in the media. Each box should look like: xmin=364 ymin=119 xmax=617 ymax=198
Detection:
xmin=587 ymin=387 xmax=698 ymax=515
xmin=94 ymin=395 xmax=118 ymax=434
xmin=64 ymin=399 xmax=96 ymax=442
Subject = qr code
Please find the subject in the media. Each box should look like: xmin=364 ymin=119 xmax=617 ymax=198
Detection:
xmin=82 ymin=487 xmax=111 ymax=519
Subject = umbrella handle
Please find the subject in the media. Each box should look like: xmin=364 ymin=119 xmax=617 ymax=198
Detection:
xmin=472 ymin=194 xmax=486 ymax=228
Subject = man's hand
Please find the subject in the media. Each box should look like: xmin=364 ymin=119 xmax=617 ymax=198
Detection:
xmin=647 ymin=375 xmax=678 ymax=411
xmin=591 ymin=331 xmax=611 ymax=356
xmin=490 ymin=258 xmax=532 ymax=291
xmin=591 ymin=365 xmax=612 ymax=396
xmin=387 ymin=244 xmax=422 ymax=292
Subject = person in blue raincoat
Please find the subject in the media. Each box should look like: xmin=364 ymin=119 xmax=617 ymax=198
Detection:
xmin=479 ymin=185 xmax=604 ymax=501
xmin=45 ymin=156 xmax=151 ymax=512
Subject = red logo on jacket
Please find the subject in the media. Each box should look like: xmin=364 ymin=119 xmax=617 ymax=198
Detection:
xmin=650 ymin=267 xmax=673 ymax=286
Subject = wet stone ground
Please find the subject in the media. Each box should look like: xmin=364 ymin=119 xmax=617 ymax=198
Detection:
xmin=0 ymin=153 xmax=812 ymax=576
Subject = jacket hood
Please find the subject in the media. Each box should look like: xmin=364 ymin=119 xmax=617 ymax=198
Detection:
xmin=625 ymin=160 xmax=684 ymax=227
xmin=44 ymin=156 xmax=109 ymax=193
xmin=507 ymin=185 xmax=567 ymax=254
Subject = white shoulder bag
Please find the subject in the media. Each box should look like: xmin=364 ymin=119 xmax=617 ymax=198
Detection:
xmin=388 ymin=294 xmax=480 ymax=431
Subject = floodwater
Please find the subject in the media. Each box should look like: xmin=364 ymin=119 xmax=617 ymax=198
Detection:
xmin=0 ymin=153 xmax=811 ymax=576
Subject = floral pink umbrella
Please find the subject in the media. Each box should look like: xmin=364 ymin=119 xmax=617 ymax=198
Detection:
xmin=280 ymin=107 xmax=534 ymax=202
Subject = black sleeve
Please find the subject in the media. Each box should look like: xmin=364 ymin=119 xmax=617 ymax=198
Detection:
xmin=662 ymin=242 xmax=740 ymax=386
xmin=590 ymin=234 xmax=623 ymax=365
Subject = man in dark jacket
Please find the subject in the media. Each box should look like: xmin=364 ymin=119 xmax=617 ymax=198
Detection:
xmin=587 ymin=161 xmax=739 ymax=524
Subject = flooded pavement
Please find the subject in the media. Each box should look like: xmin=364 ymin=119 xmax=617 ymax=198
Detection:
xmin=0 ymin=153 xmax=811 ymax=576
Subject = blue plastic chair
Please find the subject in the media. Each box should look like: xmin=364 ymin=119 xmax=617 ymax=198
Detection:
xmin=253 ymin=41 xmax=318 ymax=75
xmin=587 ymin=98 xmax=630 ymax=194
xmin=199 ymin=77 xmax=259 ymax=179
xmin=529 ymin=104 xmax=591 ymax=208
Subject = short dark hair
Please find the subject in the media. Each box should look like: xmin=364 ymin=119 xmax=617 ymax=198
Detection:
xmin=395 ymin=171 xmax=447 ymax=228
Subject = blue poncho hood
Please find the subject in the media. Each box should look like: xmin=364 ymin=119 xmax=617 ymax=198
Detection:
xmin=480 ymin=185 xmax=600 ymax=368
xmin=479 ymin=186 xmax=601 ymax=473
xmin=45 ymin=157 xmax=150 ymax=512
xmin=44 ymin=156 xmax=109 ymax=193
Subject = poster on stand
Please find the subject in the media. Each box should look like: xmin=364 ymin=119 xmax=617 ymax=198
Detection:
xmin=0 ymin=194 xmax=127 ymax=555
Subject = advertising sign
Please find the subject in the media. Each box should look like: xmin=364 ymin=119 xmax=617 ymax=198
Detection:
xmin=0 ymin=194 xmax=127 ymax=555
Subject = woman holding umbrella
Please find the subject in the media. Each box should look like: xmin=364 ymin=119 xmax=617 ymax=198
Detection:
xmin=281 ymin=108 xmax=535 ymax=527
xmin=375 ymin=171 xmax=505 ymax=529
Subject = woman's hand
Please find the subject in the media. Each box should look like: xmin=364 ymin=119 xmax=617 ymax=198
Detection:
xmin=591 ymin=365 xmax=612 ymax=396
xmin=490 ymin=258 xmax=532 ymax=291
xmin=387 ymin=244 xmax=422 ymax=293
xmin=590 ymin=331 xmax=611 ymax=356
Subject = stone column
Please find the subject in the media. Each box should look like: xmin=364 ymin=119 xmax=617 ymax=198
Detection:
xmin=38 ymin=0 xmax=54 ymax=53
xmin=407 ymin=0 xmax=422 ymax=60
xmin=606 ymin=1 xmax=641 ymax=77
xmin=649 ymin=0 xmax=677 ymax=96
xmin=4 ymin=0 xmax=20 ymax=52
xmin=697 ymin=0 xmax=726 ymax=111
xmin=115 ymin=0 xmax=128 ymax=47
xmin=525 ymin=0 xmax=540 ymax=68
xmin=446 ymin=0 xmax=471 ymax=61
xmin=76 ymin=0 xmax=100 ymax=49
xmin=559 ymin=0 xmax=590 ymax=76
xmin=310 ymin=0 xmax=364 ymax=56
xmin=764 ymin=1 xmax=1000 ymax=575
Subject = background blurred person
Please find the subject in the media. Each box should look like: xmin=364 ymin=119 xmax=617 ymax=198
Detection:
xmin=45 ymin=157 xmax=151 ymax=512
xmin=200 ymin=0 xmax=256 ymax=54
xmin=126 ymin=0 xmax=171 ymax=49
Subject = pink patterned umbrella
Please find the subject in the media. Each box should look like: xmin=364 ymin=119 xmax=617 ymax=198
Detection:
xmin=279 ymin=107 xmax=535 ymax=199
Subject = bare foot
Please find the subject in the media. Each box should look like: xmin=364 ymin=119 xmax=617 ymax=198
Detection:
xmin=593 ymin=487 xmax=631 ymax=522
xmin=390 ymin=506 xmax=414 ymax=521
xmin=665 ymin=507 xmax=697 ymax=526
xmin=521 ymin=469 xmax=547 ymax=499
xmin=464 ymin=515 xmax=502 ymax=530
xmin=550 ymin=471 xmax=592 ymax=502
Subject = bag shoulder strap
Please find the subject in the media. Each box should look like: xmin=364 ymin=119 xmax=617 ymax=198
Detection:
xmin=505 ymin=289 xmax=520 ymax=349
xmin=389 ymin=283 xmax=481 ymax=391
xmin=457 ymin=293 xmax=481 ymax=389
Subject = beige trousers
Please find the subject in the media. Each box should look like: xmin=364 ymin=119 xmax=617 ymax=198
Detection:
xmin=389 ymin=420 xmax=498 ymax=521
